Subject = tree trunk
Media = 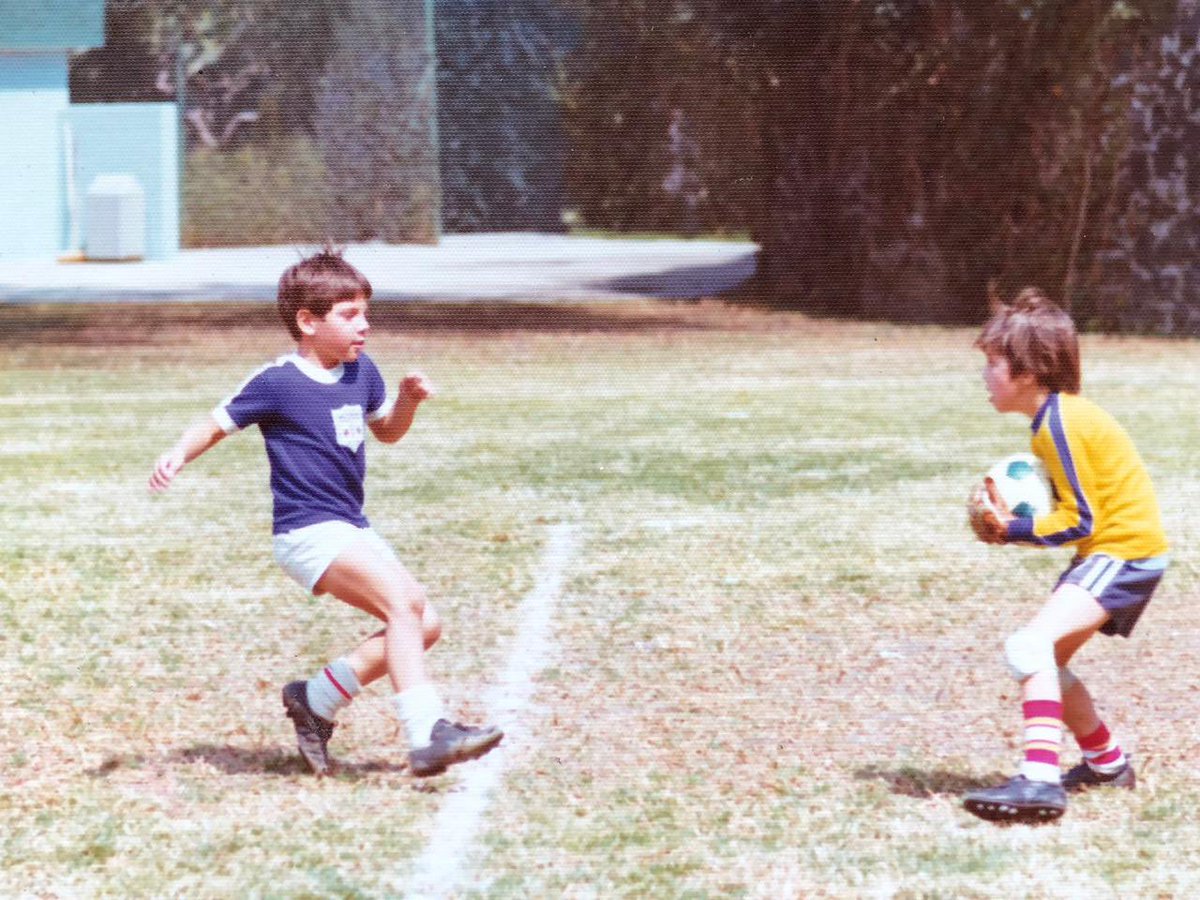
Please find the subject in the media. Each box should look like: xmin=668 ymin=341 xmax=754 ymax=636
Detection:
xmin=316 ymin=0 xmax=441 ymax=244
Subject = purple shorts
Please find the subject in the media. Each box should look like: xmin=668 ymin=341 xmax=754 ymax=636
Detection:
xmin=1057 ymin=553 xmax=1168 ymax=637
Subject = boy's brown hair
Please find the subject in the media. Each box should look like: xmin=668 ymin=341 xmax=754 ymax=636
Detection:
xmin=277 ymin=248 xmax=373 ymax=341
xmin=976 ymin=287 xmax=1081 ymax=394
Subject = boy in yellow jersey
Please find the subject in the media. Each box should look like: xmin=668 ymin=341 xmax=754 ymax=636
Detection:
xmin=963 ymin=288 xmax=1169 ymax=823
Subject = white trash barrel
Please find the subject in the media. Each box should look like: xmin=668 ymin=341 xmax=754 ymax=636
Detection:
xmin=86 ymin=174 xmax=145 ymax=260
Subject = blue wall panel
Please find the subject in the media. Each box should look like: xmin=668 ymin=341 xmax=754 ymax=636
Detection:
xmin=69 ymin=103 xmax=179 ymax=259
xmin=0 ymin=0 xmax=105 ymax=50
xmin=0 ymin=53 xmax=69 ymax=259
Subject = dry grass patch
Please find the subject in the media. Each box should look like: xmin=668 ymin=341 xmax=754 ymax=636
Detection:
xmin=2 ymin=301 xmax=1199 ymax=896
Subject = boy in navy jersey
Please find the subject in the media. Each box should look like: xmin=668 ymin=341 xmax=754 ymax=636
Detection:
xmin=150 ymin=250 xmax=502 ymax=777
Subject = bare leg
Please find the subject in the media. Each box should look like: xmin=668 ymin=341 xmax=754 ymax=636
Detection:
xmin=315 ymin=538 xmax=437 ymax=693
xmin=962 ymin=584 xmax=1111 ymax=819
xmin=347 ymin=606 xmax=443 ymax=688
xmin=1053 ymin=624 xmax=1104 ymax=740
xmin=1020 ymin=583 xmax=1109 ymax=707
xmin=307 ymin=538 xmax=501 ymax=773
xmin=1061 ymin=679 xmax=1104 ymax=741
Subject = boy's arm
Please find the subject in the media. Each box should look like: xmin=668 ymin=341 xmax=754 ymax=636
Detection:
xmin=149 ymin=415 xmax=227 ymax=492
xmin=1007 ymin=412 xmax=1093 ymax=547
xmin=370 ymin=373 xmax=434 ymax=444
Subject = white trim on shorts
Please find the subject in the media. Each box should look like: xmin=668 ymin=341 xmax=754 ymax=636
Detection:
xmin=272 ymin=520 xmax=397 ymax=595
xmin=1076 ymin=554 xmax=1124 ymax=597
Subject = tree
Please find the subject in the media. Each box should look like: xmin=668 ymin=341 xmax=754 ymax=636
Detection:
xmin=1100 ymin=0 xmax=1200 ymax=332
xmin=70 ymin=0 xmax=346 ymax=149
xmin=436 ymin=0 xmax=577 ymax=233
xmin=722 ymin=0 xmax=1177 ymax=323
xmin=315 ymin=0 xmax=440 ymax=243
xmin=562 ymin=0 xmax=759 ymax=236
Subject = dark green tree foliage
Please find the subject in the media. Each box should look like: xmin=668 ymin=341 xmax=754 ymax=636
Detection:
xmin=316 ymin=0 xmax=440 ymax=243
xmin=563 ymin=0 xmax=759 ymax=236
xmin=720 ymin=0 xmax=1176 ymax=323
xmin=1102 ymin=0 xmax=1200 ymax=332
xmin=69 ymin=2 xmax=162 ymax=103
xmin=436 ymin=0 xmax=576 ymax=232
xmin=70 ymin=0 xmax=346 ymax=148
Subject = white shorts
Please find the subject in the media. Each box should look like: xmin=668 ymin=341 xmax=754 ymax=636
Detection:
xmin=272 ymin=520 xmax=398 ymax=595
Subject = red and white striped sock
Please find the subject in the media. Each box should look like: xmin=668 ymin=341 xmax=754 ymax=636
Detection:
xmin=1077 ymin=722 xmax=1127 ymax=775
xmin=1019 ymin=699 xmax=1063 ymax=784
xmin=305 ymin=658 xmax=361 ymax=722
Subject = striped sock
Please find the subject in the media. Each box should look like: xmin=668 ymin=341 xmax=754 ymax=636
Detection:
xmin=1078 ymin=722 xmax=1127 ymax=775
xmin=1019 ymin=699 xmax=1063 ymax=784
xmin=305 ymin=658 xmax=361 ymax=722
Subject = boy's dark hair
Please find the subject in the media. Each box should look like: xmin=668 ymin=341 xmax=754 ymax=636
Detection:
xmin=976 ymin=287 xmax=1081 ymax=394
xmin=277 ymin=248 xmax=373 ymax=341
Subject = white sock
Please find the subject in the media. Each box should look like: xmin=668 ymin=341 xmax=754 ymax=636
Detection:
xmin=393 ymin=683 xmax=446 ymax=748
xmin=305 ymin=658 xmax=361 ymax=722
xmin=1019 ymin=760 xmax=1062 ymax=784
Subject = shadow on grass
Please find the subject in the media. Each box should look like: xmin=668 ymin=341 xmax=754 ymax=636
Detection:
xmin=88 ymin=745 xmax=413 ymax=782
xmin=854 ymin=764 xmax=1008 ymax=798
xmin=591 ymin=253 xmax=757 ymax=299
xmin=0 ymin=300 xmax=720 ymax=347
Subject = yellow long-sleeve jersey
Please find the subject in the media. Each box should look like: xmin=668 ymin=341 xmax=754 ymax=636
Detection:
xmin=1006 ymin=393 xmax=1169 ymax=560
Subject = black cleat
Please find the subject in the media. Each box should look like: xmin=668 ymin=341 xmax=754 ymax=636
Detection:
xmin=282 ymin=681 xmax=335 ymax=775
xmin=1062 ymin=760 xmax=1135 ymax=792
xmin=408 ymin=719 xmax=504 ymax=778
xmin=963 ymin=775 xmax=1067 ymax=823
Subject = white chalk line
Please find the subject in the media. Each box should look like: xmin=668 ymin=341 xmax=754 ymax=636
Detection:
xmin=402 ymin=522 xmax=580 ymax=900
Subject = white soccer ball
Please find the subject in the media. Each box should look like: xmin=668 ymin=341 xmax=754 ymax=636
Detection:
xmin=986 ymin=453 xmax=1053 ymax=519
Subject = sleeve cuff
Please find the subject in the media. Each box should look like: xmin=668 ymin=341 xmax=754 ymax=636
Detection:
xmin=212 ymin=406 xmax=240 ymax=434
xmin=367 ymin=390 xmax=391 ymax=422
xmin=1006 ymin=517 xmax=1036 ymax=543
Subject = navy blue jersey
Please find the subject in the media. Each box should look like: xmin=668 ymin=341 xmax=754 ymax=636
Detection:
xmin=213 ymin=353 xmax=389 ymax=534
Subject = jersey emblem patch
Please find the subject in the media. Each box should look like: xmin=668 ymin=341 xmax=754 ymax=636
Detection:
xmin=331 ymin=404 xmax=366 ymax=452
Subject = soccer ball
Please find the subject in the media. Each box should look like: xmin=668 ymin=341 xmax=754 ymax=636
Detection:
xmin=985 ymin=453 xmax=1053 ymax=519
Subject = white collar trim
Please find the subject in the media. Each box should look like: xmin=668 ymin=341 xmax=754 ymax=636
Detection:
xmin=285 ymin=353 xmax=344 ymax=384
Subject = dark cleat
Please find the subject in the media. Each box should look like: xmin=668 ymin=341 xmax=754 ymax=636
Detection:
xmin=1062 ymin=760 xmax=1135 ymax=793
xmin=963 ymin=775 xmax=1067 ymax=824
xmin=408 ymin=719 xmax=503 ymax=778
xmin=282 ymin=681 xmax=335 ymax=775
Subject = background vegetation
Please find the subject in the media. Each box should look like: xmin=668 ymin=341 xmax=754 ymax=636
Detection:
xmin=70 ymin=1 xmax=1200 ymax=329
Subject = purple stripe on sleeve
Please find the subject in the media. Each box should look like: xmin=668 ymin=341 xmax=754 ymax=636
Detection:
xmin=1038 ymin=395 xmax=1092 ymax=546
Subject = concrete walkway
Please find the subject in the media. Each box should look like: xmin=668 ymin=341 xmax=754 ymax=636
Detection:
xmin=0 ymin=233 xmax=757 ymax=303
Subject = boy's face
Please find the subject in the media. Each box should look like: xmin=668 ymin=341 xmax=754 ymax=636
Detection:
xmin=300 ymin=295 xmax=370 ymax=364
xmin=982 ymin=352 xmax=1042 ymax=415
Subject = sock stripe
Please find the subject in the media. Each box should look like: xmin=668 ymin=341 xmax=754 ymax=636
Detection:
xmin=324 ymin=666 xmax=353 ymax=701
xmin=1025 ymin=748 xmax=1060 ymax=765
xmin=1025 ymin=717 xmax=1063 ymax=728
xmin=1089 ymin=748 xmax=1123 ymax=767
xmin=1025 ymin=740 xmax=1062 ymax=753
xmin=1022 ymin=705 xmax=1060 ymax=720
xmin=1020 ymin=699 xmax=1063 ymax=783
xmin=1078 ymin=723 xmax=1112 ymax=752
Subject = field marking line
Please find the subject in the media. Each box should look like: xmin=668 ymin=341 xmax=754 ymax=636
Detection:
xmin=403 ymin=522 xmax=580 ymax=900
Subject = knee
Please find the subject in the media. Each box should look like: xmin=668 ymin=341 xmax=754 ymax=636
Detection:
xmin=380 ymin=583 xmax=428 ymax=623
xmin=1003 ymin=629 xmax=1056 ymax=681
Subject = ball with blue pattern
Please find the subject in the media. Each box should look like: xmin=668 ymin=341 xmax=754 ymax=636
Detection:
xmin=986 ymin=453 xmax=1053 ymax=519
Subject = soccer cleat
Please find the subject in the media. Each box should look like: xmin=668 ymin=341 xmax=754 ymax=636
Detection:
xmin=408 ymin=719 xmax=504 ymax=778
xmin=1062 ymin=760 xmax=1135 ymax=792
xmin=282 ymin=680 xmax=336 ymax=775
xmin=963 ymin=775 xmax=1067 ymax=823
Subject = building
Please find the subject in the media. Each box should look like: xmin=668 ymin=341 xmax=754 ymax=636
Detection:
xmin=0 ymin=0 xmax=178 ymax=260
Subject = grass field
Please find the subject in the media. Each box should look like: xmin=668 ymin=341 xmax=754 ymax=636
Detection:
xmin=2 ymin=300 xmax=1199 ymax=898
